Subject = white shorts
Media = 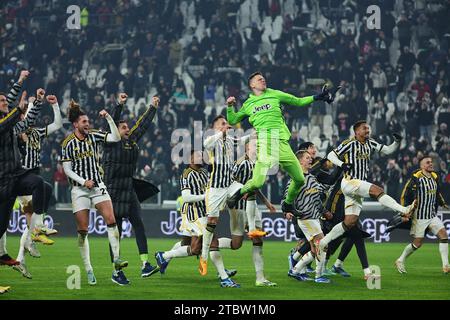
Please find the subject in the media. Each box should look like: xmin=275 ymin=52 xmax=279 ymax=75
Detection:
xmin=71 ymin=182 xmax=111 ymax=213
xmin=410 ymin=217 xmax=445 ymax=238
xmin=229 ymin=208 xmax=246 ymax=236
xmin=205 ymin=182 xmax=242 ymax=218
xmin=180 ymin=215 xmax=207 ymax=237
xmin=341 ymin=177 xmax=372 ymax=216
xmin=18 ymin=195 xmax=33 ymax=209
xmin=297 ymin=219 xmax=323 ymax=242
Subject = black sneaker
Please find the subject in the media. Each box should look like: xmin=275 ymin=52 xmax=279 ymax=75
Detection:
xmin=226 ymin=188 xmax=243 ymax=209
xmin=112 ymin=270 xmax=130 ymax=286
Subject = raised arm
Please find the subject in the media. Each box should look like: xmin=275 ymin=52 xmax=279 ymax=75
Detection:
xmin=378 ymin=134 xmax=402 ymax=155
xmin=112 ymin=93 xmax=128 ymax=125
xmin=6 ymin=70 xmax=29 ymax=107
xmin=14 ymin=89 xmax=44 ymax=134
xmin=226 ymin=96 xmax=247 ymax=125
xmin=99 ymin=110 xmax=121 ymax=142
xmin=129 ymin=96 xmax=159 ymax=142
xmin=272 ymin=89 xmax=315 ymax=107
xmin=45 ymin=95 xmax=62 ymax=135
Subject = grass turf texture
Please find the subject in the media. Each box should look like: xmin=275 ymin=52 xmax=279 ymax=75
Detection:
xmin=1 ymin=237 xmax=449 ymax=300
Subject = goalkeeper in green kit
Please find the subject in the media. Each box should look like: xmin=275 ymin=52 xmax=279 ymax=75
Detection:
xmin=226 ymin=72 xmax=340 ymax=215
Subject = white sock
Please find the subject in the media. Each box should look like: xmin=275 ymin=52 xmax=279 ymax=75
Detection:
xmin=315 ymin=257 xmax=325 ymax=278
xmin=218 ymin=237 xmax=232 ymax=249
xmin=246 ymin=200 xmax=256 ymax=231
xmin=107 ymin=225 xmax=120 ymax=261
xmin=78 ymin=233 xmax=93 ymax=272
xmin=210 ymin=250 xmax=228 ymax=280
xmin=439 ymin=242 xmax=448 ymax=267
xmin=363 ymin=267 xmax=371 ymax=275
xmin=163 ymin=246 xmax=190 ymax=260
xmin=398 ymin=243 xmax=417 ymax=262
xmin=0 ymin=234 xmax=7 ymax=256
xmin=324 ymin=258 xmax=329 ymax=269
xmin=293 ymin=251 xmax=301 ymax=261
xmin=35 ymin=213 xmax=44 ymax=228
xmin=334 ymin=259 xmax=343 ymax=268
xmin=321 ymin=223 xmax=346 ymax=247
xmin=201 ymin=225 xmax=215 ymax=260
xmin=378 ymin=194 xmax=408 ymax=214
xmin=17 ymin=228 xmax=29 ymax=262
xmin=170 ymin=241 xmax=182 ymax=251
xmin=29 ymin=213 xmax=41 ymax=233
xmin=293 ymin=251 xmax=314 ymax=274
xmin=252 ymin=245 xmax=265 ymax=282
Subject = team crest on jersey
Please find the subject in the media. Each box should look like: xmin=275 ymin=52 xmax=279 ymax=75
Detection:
xmin=252 ymin=104 xmax=271 ymax=114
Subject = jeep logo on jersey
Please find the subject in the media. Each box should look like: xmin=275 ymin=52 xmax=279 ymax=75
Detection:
xmin=253 ymin=104 xmax=271 ymax=114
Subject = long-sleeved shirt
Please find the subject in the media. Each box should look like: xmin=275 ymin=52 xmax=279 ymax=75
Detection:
xmin=227 ymin=88 xmax=314 ymax=140
xmin=0 ymin=82 xmax=42 ymax=180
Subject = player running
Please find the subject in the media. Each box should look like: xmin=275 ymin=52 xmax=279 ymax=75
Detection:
xmin=317 ymin=120 xmax=417 ymax=265
xmin=395 ymin=156 xmax=449 ymax=274
xmin=225 ymin=72 xmax=340 ymax=216
xmin=103 ymin=93 xmax=160 ymax=280
xmin=156 ymin=150 xmax=239 ymax=288
xmin=61 ymin=100 xmax=128 ymax=286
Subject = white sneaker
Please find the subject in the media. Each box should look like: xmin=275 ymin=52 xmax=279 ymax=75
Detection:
xmin=25 ymin=242 xmax=41 ymax=258
xmin=395 ymin=259 xmax=407 ymax=274
xmin=12 ymin=263 xmax=32 ymax=279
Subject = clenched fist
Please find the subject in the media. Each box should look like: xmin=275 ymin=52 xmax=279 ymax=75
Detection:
xmin=46 ymin=95 xmax=58 ymax=104
xmin=18 ymin=70 xmax=30 ymax=84
xmin=99 ymin=109 xmax=109 ymax=118
xmin=118 ymin=93 xmax=128 ymax=105
xmin=226 ymin=96 xmax=236 ymax=106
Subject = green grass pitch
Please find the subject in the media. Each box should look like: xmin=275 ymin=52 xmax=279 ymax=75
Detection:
xmin=1 ymin=237 xmax=449 ymax=300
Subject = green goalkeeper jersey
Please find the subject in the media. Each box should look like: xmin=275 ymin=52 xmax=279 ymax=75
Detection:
xmin=227 ymin=88 xmax=314 ymax=140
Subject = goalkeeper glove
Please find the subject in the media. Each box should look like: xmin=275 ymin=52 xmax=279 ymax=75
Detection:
xmin=392 ymin=133 xmax=403 ymax=142
xmin=314 ymin=84 xmax=342 ymax=104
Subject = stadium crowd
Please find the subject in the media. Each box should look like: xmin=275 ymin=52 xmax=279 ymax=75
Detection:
xmin=1 ymin=0 xmax=449 ymax=204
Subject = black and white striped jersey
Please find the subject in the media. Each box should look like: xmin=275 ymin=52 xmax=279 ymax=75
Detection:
xmin=20 ymin=127 xmax=47 ymax=170
xmin=206 ymin=134 xmax=237 ymax=188
xmin=180 ymin=166 xmax=209 ymax=222
xmin=285 ymin=173 xmax=328 ymax=220
xmin=60 ymin=130 xmax=108 ymax=187
xmin=401 ymin=170 xmax=447 ymax=220
xmin=333 ymin=137 xmax=383 ymax=181
xmin=232 ymin=156 xmax=255 ymax=210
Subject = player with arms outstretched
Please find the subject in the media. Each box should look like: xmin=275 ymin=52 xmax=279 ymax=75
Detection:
xmin=318 ymin=120 xmax=417 ymax=274
xmin=226 ymin=72 xmax=340 ymax=217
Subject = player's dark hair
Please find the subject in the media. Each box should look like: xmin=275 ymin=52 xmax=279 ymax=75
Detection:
xmin=247 ymin=71 xmax=263 ymax=88
xmin=211 ymin=114 xmax=226 ymax=127
xmin=68 ymin=99 xmax=86 ymax=123
xmin=418 ymin=155 xmax=432 ymax=164
xmin=298 ymin=142 xmax=314 ymax=150
xmin=0 ymin=92 xmax=6 ymax=97
xmin=353 ymin=120 xmax=367 ymax=132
